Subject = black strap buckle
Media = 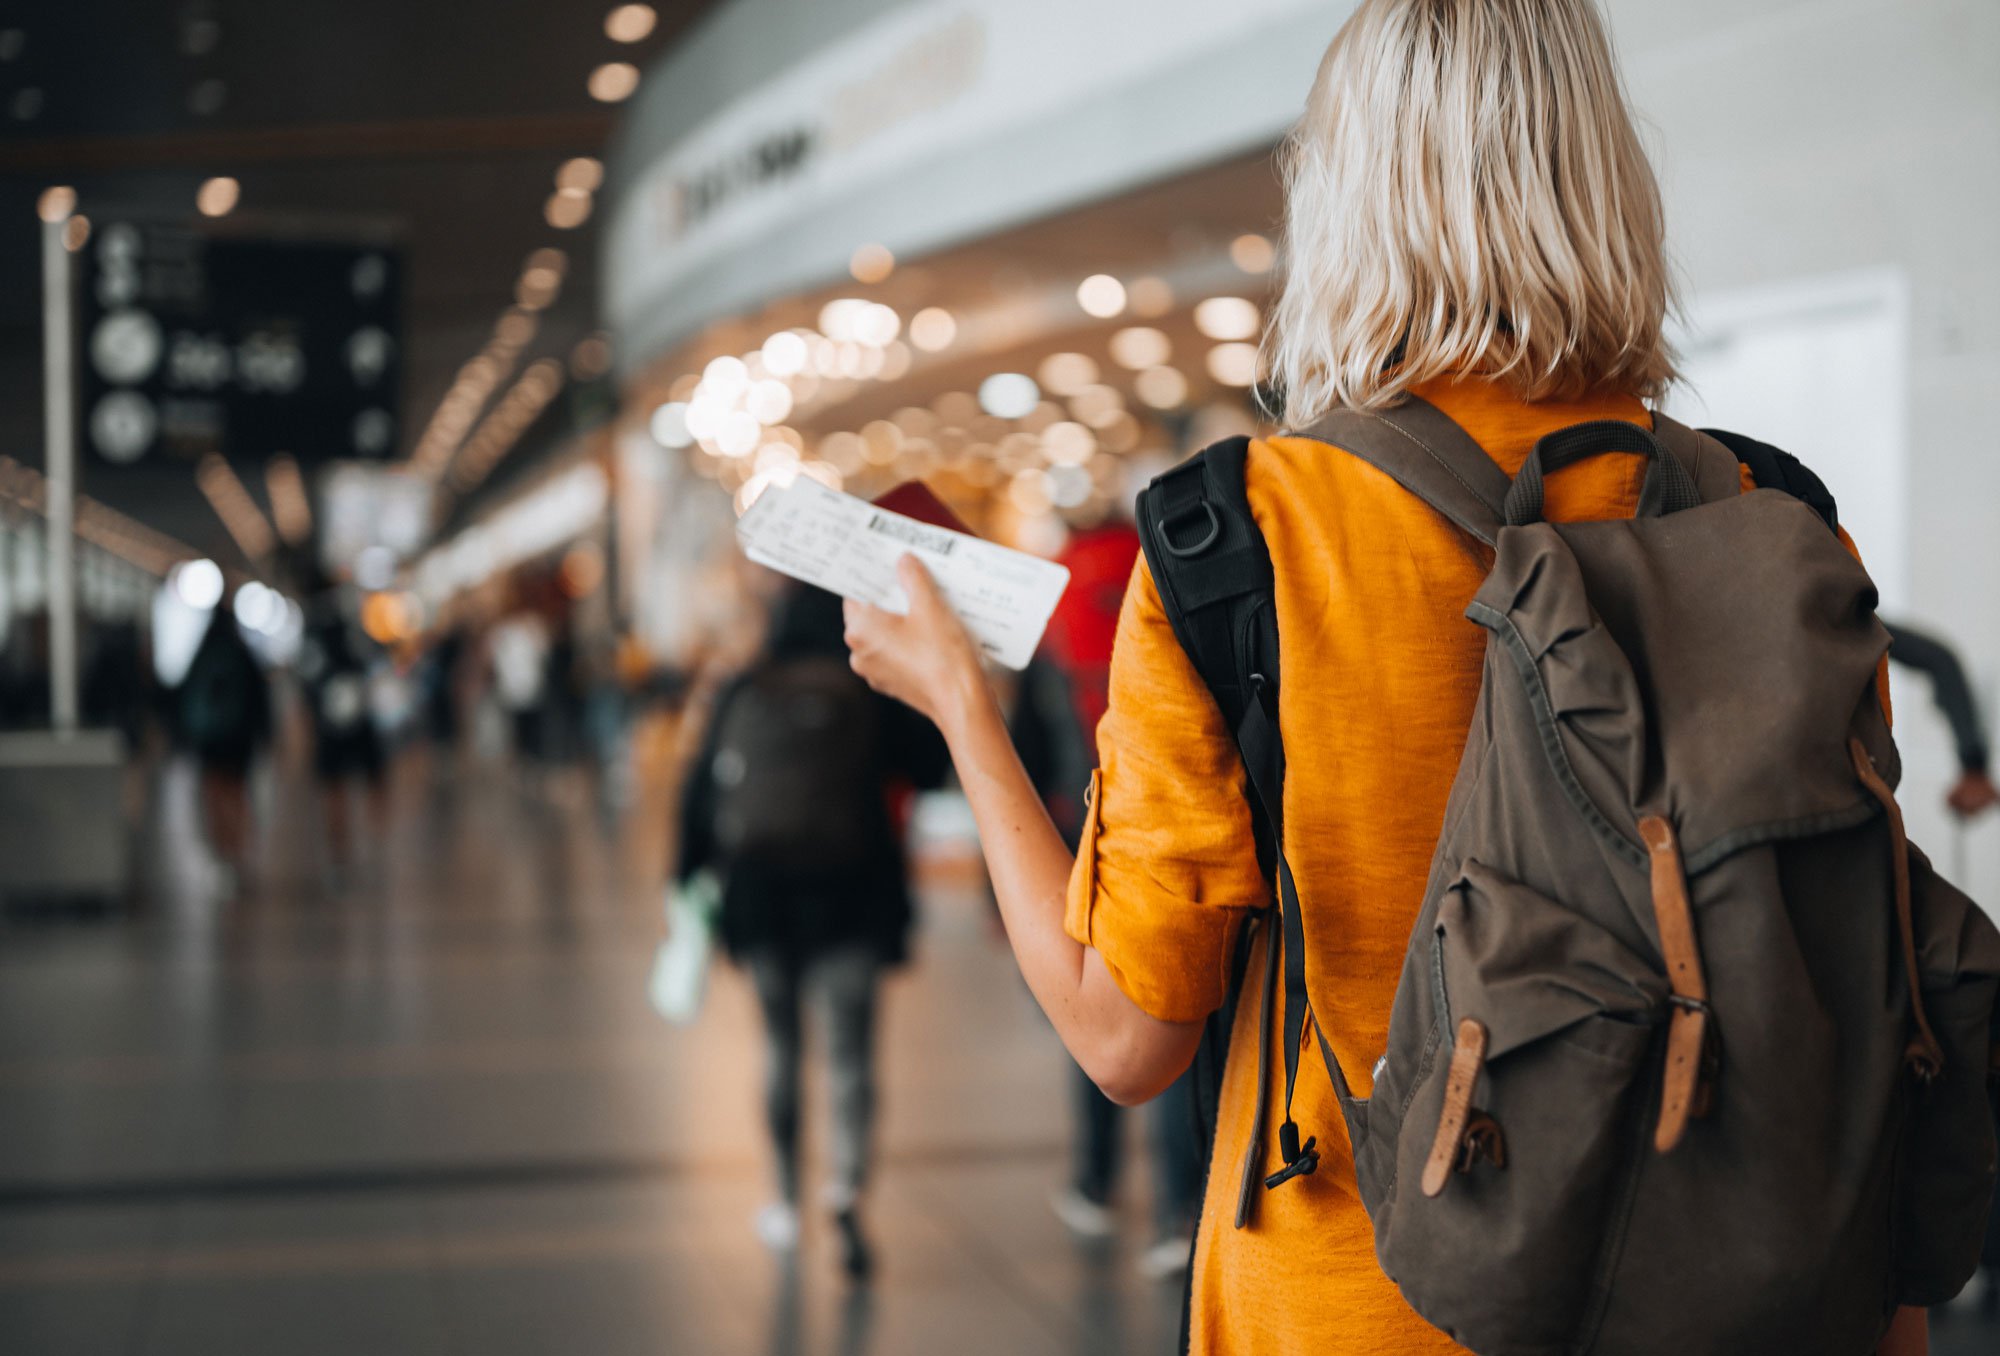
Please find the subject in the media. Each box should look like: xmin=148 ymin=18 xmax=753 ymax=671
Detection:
xmin=1160 ymin=500 xmax=1222 ymax=558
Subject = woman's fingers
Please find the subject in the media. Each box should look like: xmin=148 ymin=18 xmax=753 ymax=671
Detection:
xmin=839 ymin=557 xmax=982 ymax=723
xmin=895 ymin=554 xmax=947 ymax=618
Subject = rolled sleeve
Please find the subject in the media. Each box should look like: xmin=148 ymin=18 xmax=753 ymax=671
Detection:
xmin=1062 ymin=557 xmax=1266 ymax=1023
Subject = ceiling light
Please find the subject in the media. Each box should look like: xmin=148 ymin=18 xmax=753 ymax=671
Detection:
xmin=761 ymin=331 xmax=809 ymax=377
xmin=858 ymin=423 xmax=903 ymax=466
xmin=1135 ymin=366 xmax=1189 ymax=410
xmin=495 ymin=310 xmax=537 ymax=347
xmin=650 ymin=402 xmax=692 ymax=448
xmin=850 ymin=243 xmax=895 ymax=284
xmin=1043 ymin=421 xmax=1096 ymax=467
xmin=853 ymin=303 xmax=900 ymax=348
xmin=747 ymin=380 xmax=794 ymax=426
xmin=1230 ymin=234 xmax=1276 ymax=274
xmin=702 ymin=355 xmax=751 ymax=401
xmin=1077 ymin=274 xmax=1127 ymax=319
xmin=545 ymin=190 xmax=592 ymax=229
xmin=515 ymin=275 xmax=559 ymax=312
xmin=1098 ymin=411 xmax=1142 ymax=453
xmin=909 ymin=307 xmax=957 ymax=353
xmin=1196 ymin=297 xmax=1261 ymax=342
xmin=1049 ymin=465 xmax=1094 ymax=510
xmin=1128 ymin=275 xmax=1175 ymax=318
xmin=1207 ymin=342 xmax=1261 ymax=387
xmin=1109 ymin=326 xmax=1171 ymax=371
xmin=1009 ymin=469 xmax=1055 ymax=518
xmin=604 ymin=4 xmax=657 ymax=43
xmin=196 ymin=176 xmax=240 ymax=218
xmin=233 ymin=581 xmax=283 ymax=634
xmin=979 ymin=373 xmax=1040 ymax=420
xmin=717 ymin=412 xmax=761 ymax=459
xmin=1037 ymin=352 xmax=1099 ymax=397
xmin=555 ymin=157 xmax=603 ymax=193
xmin=818 ymin=298 xmax=868 ymax=342
xmin=684 ymin=395 xmax=723 ymax=442
xmin=36 ymin=185 xmax=75 ymax=223
xmin=588 ymin=62 xmax=640 ymax=103
xmin=172 ymin=559 xmax=225 ymax=611
xmin=1069 ymin=384 xmax=1125 ymax=428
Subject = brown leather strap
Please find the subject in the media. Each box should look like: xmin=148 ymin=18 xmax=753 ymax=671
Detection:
xmin=1849 ymin=737 xmax=1947 ymax=1080
xmin=1640 ymin=816 xmax=1717 ymax=1153
xmin=1422 ymin=1018 xmax=1490 ymax=1198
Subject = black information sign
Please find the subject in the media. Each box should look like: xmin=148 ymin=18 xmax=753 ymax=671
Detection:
xmin=76 ymin=220 xmax=405 ymax=470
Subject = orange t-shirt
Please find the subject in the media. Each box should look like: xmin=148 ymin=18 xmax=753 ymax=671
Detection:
xmin=1063 ymin=377 xmax=1884 ymax=1354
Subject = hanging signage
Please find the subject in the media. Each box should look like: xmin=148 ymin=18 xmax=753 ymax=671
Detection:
xmin=76 ymin=220 xmax=405 ymax=470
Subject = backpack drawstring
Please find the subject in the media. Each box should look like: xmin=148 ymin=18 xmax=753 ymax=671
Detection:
xmin=1233 ymin=913 xmax=1280 ymax=1227
xmin=1848 ymin=738 xmax=1947 ymax=1081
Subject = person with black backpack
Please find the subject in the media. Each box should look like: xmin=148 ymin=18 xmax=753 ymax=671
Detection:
xmin=841 ymin=2 xmax=1998 ymax=1352
xmin=676 ymin=583 xmax=946 ymax=1281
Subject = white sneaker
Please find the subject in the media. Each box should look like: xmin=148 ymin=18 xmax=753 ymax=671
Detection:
xmin=1049 ymin=1187 xmax=1116 ymax=1240
xmin=753 ymin=1201 xmax=800 ymax=1251
xmin=1136 ymin=1234 xmax=1194 ymax=1281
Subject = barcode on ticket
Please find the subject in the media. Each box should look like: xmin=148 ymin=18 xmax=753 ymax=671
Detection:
xmin=865 ymin=513 xmax=958 ymax=556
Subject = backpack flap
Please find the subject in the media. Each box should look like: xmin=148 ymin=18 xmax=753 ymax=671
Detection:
xmin=1468 ymin=490 xmax=1894 ymax=877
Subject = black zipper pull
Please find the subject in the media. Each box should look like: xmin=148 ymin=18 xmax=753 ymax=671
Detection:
xmin=1264 ymin=1120 xmax=1318 ymax=1190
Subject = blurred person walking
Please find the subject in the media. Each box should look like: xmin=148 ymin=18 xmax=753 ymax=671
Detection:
xmin=1015 ymin=516 xmax=1202 ymax=1276
xmin=299 ymin=587 xmax=388 ymax=883
xmin=842 ymin=3 xmax=1990 ymax=1353
xmin=675 ymin=585 xmax=946 ymax=1281
xmin=177 ymin=599 xmax=271 ymax=897
xmin=1885 ymin=621 xmax=1999 ymax=822
xmin=490 ymin=611 xmax=551 ymax=780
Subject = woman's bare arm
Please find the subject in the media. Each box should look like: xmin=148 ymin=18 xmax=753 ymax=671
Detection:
xmin=844 ymin=556 xmax=1202 ymax=1104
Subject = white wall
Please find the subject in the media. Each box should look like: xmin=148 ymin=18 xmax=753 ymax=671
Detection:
xmin=1613 ymin=0 xmax=2000 ymax=902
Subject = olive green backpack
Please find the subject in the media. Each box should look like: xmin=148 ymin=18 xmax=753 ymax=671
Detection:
xmin=1137 ymin=399 xmax=2000 ymax=1355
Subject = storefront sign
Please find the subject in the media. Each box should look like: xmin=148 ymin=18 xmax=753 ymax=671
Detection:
xmin=607 ymin=0 xmax=1345 ymax=368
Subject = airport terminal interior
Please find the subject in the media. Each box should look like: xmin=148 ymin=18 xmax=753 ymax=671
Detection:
xmin=3 ymin=1 xmax=2000 ymax=1353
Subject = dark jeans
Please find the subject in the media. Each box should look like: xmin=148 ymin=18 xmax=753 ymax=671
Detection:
xmin=1071 ymin=1060 xmax=1202 ymax=1236
xmin=747 ymin=945 xmax=880 ymax=1208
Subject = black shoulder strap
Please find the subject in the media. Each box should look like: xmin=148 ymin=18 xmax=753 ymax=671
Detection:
xmin=1698 ymin=426 xmax=1841 ymax=534
xmin=1135 ymin=436 xmax=1275 ymax=760
xmin=1136 ymin=436 xmax=1294 ymax=1229
xmin=1137 ymin=436 xmax=1355 ymax=1221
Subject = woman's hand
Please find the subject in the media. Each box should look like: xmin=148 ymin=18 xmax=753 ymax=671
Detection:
xmin=842 ymin=556 xmax=987 ymax=733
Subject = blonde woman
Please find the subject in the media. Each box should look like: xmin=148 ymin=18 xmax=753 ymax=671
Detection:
xmin=846 ymin=1 xmax=1929 ymax=1351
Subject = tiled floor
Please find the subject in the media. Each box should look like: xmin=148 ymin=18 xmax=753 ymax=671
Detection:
xmin=0 ymin=745 xmax=1182 ymax=1356
xmin=0 ymin=738 xmax=1995 ymax=1355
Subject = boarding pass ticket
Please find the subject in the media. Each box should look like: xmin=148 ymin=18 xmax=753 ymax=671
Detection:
xmin=735 ymin=477 xmax=1070 ymax=671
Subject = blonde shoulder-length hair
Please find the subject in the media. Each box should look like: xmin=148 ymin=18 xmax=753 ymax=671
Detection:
xmin=1270 ymin=0 xmax=1677 ymax=421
